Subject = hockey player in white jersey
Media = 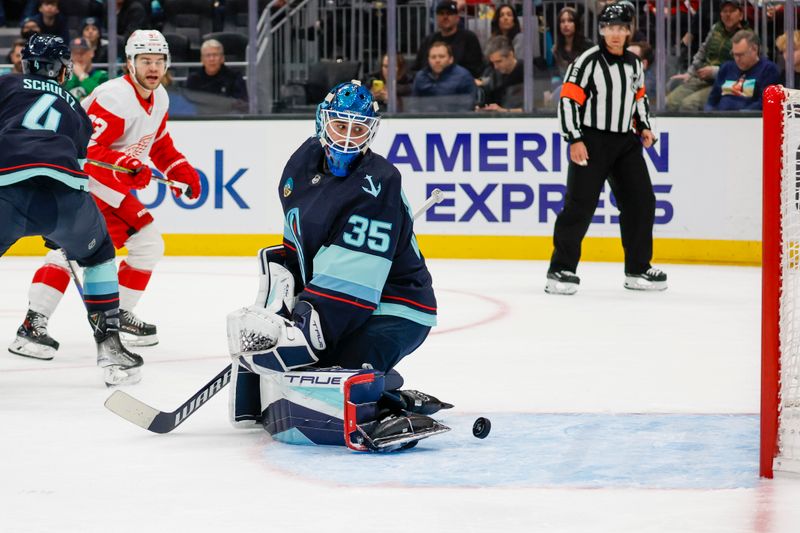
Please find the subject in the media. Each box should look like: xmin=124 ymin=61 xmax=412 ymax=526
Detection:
xmin=8 ymin=30 xmax=202 ymax=360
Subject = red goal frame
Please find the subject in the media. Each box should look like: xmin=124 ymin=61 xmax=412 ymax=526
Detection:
xmin=761 ymin=84 xmax=786 ymax=479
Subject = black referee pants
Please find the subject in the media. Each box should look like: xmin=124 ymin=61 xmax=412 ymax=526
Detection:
xmin=549 ymin=128 xmax=656 ymax=275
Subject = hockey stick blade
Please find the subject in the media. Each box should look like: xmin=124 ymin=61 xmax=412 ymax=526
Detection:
xmin=104 ymin=364 xmax=232 ymax=434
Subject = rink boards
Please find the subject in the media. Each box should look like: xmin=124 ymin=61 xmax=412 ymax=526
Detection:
xmin=7 ymin=116 xmax=761 ymax=265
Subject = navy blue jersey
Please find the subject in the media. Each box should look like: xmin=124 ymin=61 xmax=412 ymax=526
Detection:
xmin=0 ymin=74 xmax=93 ymax=190
xmin=280 ymin=138 xmax=437 ymax=351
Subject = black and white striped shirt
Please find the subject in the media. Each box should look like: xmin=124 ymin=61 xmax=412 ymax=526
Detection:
xmin=558 ymin=44 xmax=652 ymax=142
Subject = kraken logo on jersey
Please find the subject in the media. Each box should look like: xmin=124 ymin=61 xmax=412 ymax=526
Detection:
xmin=283 ymin=177 xmax=294 ymax=197
xmin=362 ymin=175 xmax=381 ymax=198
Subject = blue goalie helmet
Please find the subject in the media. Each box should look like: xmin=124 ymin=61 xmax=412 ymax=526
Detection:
xmin=316 ymin=80 xmax=381 ymax=177
xmin=22 ymin=34 xmax=72 ymax=81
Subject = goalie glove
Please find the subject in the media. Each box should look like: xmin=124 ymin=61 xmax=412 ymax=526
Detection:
xmin=226 ymin=301 xmax=325 ymax=374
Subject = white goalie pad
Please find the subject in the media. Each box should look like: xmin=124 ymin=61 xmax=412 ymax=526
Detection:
xmin=226 ymin=305 xmax=320 ymax=374
xmin=255 ymin=246 xmax=297 ymax=313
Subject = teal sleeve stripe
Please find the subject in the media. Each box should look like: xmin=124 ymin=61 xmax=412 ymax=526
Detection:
xmin=310 ymin=274 xmax=382 ymax=304
xmin=374 ymin=302 xmax=438 ymax=327
xmin=400 ymin=189 xmax=414 ymax=219
xmin=313 ymin=245 xmax=392 ymax=293
xmin=83 ymin=280 xmax=119 ymax=296
xmin=0 ymin=168 xmax=88 ymax=190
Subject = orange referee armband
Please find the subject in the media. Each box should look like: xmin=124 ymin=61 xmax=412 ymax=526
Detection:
xmin=561 ymin=82 xmax=587 ymax=106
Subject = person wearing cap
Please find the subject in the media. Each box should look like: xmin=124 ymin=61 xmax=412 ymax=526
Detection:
xmin=32 ymin=0 xmax=69 ymax=43
xmin=20 ymin=17 xmax=42 ymax=40
xmin=412 ymin=0 xmax=484 ymax=78
xmin=666 ymin=0 xmax=748 ymax=112
xmin=546 ymin=2 xmax=666 ymax=295
xmin=81 ymin=17 xmax=110 ymax=64
xmin=64 ymin=37 xmax=108 ymax=101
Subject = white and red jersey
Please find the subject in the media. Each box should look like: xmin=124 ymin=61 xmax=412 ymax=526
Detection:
xmin=82 ymin=75 xmax=188 ymax=207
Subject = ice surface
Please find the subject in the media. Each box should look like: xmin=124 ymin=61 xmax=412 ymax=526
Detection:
xmin=1 ymin=257 xmax=798 ymax=533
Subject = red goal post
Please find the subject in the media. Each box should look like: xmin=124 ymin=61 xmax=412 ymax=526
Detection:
xmin=762 ymin=84 xmax=800 ymax=478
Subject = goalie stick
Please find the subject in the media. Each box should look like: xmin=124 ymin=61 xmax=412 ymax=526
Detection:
xmin=105 ymin=365 xmax=232 ymax=433
xmin=85 ymin=158 xmax=190 ymax=195
xmin=103 ymin=189 xmax=445 ymax=433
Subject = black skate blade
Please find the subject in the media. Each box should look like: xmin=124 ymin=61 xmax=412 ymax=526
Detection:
xmin=369 ymin=422 xmax=451 ymax=451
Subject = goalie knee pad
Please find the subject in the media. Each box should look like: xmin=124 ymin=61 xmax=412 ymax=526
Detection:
xmin=258 ymin=368 xmax=450 ymax=452
xmin=255 ymin=245 xmax=297 ymax=313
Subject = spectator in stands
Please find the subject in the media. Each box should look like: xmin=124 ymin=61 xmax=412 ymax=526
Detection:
xmin=667 ymin=0 xmax=748 ymax=112
xmin=490 ymin=4 xmax=522 ymax=60
xmin=63 ymin=37 xmax=108 ymax=101
xmin=412 ymin=41 xmax=476 ymax=99
xmin=552 ymin=6 xmax=593 ymax=77
xmin=776 ymin=31 xmax=800 ymax=88
xmin=185 ymin=39 xmax=248 ymax=102
xmin=81 ymin=17 xmax=109 ymax=63
xmin=113 ymin=0 xmax=150 ymax=39
xmin=413 ymin=0 xmax=484 ymax=78
xmin=32 ymin=0 xmax=68 ymax=42
xmin=20 ymin=16 xmax=41 ymax=40
xmin=705 ymin=30 xmax=780 ymax=111
xmin=366 ymin=54 xmax=413 ymax=109
xmin=0 ymin=38 xmax=24 ymax=76
xmin=477 ymin=36 xmax=523 ymax=112
xmin=628 ymin=41 xmax=656 ymax=101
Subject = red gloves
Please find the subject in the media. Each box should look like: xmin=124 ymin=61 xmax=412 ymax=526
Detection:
xmin=168 ymin=161 xmax=202 ymax=199
xmin=118 ymin=157 xmax=152 ymax=190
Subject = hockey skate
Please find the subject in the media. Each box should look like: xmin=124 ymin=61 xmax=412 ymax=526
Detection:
xmin=90 ymin=311 xmax=144 ymax=387
xmin=119 ymin=309 xmax=159 ymax=347
xmin=545 ymin=270 xmax=580 ymax=295
xmin=395 ymin=390 xmax=454 ymax=415
xmin=363 ymin=413 xmax=451 ymax=452
xmin=624 ymin=268 xmax=668 ymax=291
xmin=8 ymin=310 xmax=59 ymax=360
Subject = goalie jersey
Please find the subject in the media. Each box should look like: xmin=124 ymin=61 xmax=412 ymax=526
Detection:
xmin=280 ymin=138 xmax=437 ymax=352
xmin=0 ymin=74 xmax=92 ymax=190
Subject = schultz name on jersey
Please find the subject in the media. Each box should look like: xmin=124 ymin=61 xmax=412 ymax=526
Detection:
xmin=280 ymin=138 xmax=437 ymax=350
xmin=0 ymin=74 xmax=92 ymax=190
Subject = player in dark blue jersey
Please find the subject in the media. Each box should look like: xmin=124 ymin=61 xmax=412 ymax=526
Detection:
xmin=0 ymin=35 xmax=143 ymax=386
xmin=225 ymin=81 xmax=451 ymax=451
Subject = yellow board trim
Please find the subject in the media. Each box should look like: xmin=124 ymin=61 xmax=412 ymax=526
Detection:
xmin=5 ymin=234 xmax=761 ymax=266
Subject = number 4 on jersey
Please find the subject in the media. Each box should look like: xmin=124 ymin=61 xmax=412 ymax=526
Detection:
xmin=22 ymin=94 xmax=62 ymax=132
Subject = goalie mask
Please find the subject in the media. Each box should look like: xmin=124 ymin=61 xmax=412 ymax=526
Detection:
xmin=315 ymin=80 xmax=380 ymax=178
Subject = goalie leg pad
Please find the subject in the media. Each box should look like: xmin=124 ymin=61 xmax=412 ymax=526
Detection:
xmin=258 ymin=368 xmax=450 ymax=451
xmin=229 ymin=362 xmax=263 ymax=429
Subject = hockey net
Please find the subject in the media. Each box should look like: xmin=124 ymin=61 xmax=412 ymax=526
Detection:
xmin=762 ymin=85 xmax=800 ymax=477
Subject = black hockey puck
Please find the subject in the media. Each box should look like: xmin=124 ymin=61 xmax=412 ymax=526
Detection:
xmin=472 ymin=417 xmax=491 ymax=439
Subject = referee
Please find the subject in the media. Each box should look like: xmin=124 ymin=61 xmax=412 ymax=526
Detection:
xmin=545 ymin=2 xmax=667 ymax=295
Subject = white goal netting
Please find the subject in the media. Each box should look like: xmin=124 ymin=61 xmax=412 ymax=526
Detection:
xmin=776 ymin=87 xmax=800 ymax=473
